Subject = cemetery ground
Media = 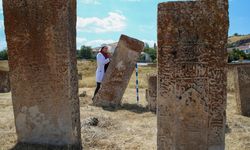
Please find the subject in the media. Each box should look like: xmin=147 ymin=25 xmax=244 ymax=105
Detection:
xmin=0 ymin=61 xmax=250 ymax=150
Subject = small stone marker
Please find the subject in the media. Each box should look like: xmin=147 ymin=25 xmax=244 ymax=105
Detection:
xmin=0 ymin=70 xmax=10 ymax=93
xmin=229 ymin=63 xmax=250 ymax=117
xmin=146 ymin=74 xmax=157 ymax=112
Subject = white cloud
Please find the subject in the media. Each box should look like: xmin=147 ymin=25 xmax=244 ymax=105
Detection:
xmin=76 ymin=37 xmax=115 ymax=49
xmin=0 ymin=0 xmax=2 ymax=13
xmin=77 ymin=12 xmax=126 ymax=33
xmin=85 ymin=39 xmax=115 ymax=47
xmin=76 ymin=37 xmax=87 ymax=48
xmin=80 ymin=0 xmax=101 ymax=5
xmin=77 ymin=37 xmax=87 ymax=43
xmin=0 ymin=40 xmax=7 ymax=50
xmin=0 ymin=20 xmax=4 ymax=29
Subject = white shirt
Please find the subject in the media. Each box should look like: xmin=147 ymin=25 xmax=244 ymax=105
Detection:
xmin=96 ymin=52 xmax=110 ymax=83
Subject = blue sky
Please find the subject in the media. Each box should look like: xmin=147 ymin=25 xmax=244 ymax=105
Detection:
xmin=0 ymin=0 xmax=249 ymax=50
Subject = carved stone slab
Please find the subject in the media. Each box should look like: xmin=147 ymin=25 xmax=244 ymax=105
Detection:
xmin=3 ymin=0 xmax=81 ymax=147
xmin=93 ymin=34 xmax=144 ymax=107
xmin=157 ymin=1 xmax=229 ymax=150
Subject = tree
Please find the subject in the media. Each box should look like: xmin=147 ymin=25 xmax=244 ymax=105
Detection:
xmin=233 ymin=33 xmax=240 ymax=36
xmin=76 ymin=50 xmax=81 ymax=59
xmin=0 ymin=49 xmax=8 ymax=60
xmin=79 ymin=45 xmax=93 ymax=59
xmin=246 ymin=53 xmax=250 ymax=60
xmin=138 ymin=54 xmax=146 ymax=62
xmin=144 ymin=43 xmax=156 ymax=62
xmin=228 ymin=48 xmax=246 ymax=62
xmin=154 ymin=43 xmax=157 ymax=50
xmin=144 ymin=43 xmax=150 ymax=49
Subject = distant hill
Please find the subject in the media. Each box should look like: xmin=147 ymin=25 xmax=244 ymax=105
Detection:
xmin=228 ymin=34 xmax=250 ymax=48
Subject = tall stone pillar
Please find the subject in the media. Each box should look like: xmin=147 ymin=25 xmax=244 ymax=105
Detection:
xmin=157 ymin=1 xmax=229 ymax=150
xmin=3 ymin=0 xmax=81 ymax=147
xmin=93 ymin=34 xmax=144 ymax=107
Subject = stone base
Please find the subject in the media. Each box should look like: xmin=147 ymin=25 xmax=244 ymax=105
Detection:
xmin=93 ymin=99 xmax=121 ymax=108
xmin=11 ymin=142 xmax=82 ymax=150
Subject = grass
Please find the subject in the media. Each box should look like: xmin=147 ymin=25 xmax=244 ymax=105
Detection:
xmin=0 ymin=60 xmax=156 ymax=88
xmin=228 ymin=34 xmax=250 ymax=44
xmin=77 ymin=60 xmax=157 ymax=89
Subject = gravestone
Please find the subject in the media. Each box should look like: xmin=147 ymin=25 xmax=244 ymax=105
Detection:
xmin=0 ymin=70 xmax=10 ymax=93
xmin=93 ymin=34 xmax=144 ymax=107
xmin=235 ymin=65 xmax=250 ymax=116
xmin=158 ymin=1 xmax=229 ymax=150
xmin=146 ymin=74 xmax=157 ymax=112
xmin=227 ymin=64 xmax=237 ymax=92
xmin=229 ymin=63 xmax=250 ymax=117
xmin=3 ymin=0 xmax=81 ymax=147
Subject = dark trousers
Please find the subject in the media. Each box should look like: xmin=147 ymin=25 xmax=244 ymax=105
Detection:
xmin=94 ymin=82 xmax=101 ymax=96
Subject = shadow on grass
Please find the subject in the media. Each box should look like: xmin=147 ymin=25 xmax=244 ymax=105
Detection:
xmin=10 ymin=142 xmax=82 ymax=150
xmin=102 ymin=103 xmax=151 ymax=114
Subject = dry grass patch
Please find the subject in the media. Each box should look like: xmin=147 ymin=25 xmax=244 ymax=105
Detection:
xmin=77 ymin=60 xmax=157 ymax=89
xmin=228 ymin=34 xmax=250 ymax=44
xmin=0 ymin=60 xmax=249 ymax=150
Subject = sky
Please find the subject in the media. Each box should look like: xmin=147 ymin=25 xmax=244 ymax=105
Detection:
xmin=0 ymin=0 xmax=249 ymax=50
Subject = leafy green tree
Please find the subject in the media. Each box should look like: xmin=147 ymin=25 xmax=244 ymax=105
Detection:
xmin=76 ymin=50 xmax=81 ymax=59
xmin=246 ymin=53 xmax=250 ymax=60
xmin=79 ymin=45 xmax=93 ymax=59
xmin=144 ymin=43 xmax=157 ymax=62
xmin=228 ymin=48 xmax=246 ymax=62
xmin=0 ymin=49 xmax=8 ymax=60
xmin=138 ymin=54 xmax=146 ymax=62
xmin=233 ymin=33 xmax=240 ymax=36
xmin=144 ymin=47 xmax=156 ymax=62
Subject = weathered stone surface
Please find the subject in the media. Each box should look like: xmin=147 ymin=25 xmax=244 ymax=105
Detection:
xmin=3 ymin=0 xmax=81 ymax=147
xmin=93 ymin=34 xmax=144 ymax=107
xmin=78 ymin=73 xmax=83 ymax=80
xmin=146 ymin=74 xmax=157 ymax=112
xmin=157 ymin=1 xmax=229 ymax=150
xmin=228 ymin=63 xmax=250 ymax=116
xmin=227 ymin=64 xmax=237 ymax=92
xmin=0 ymin=70 xmax=10 ymax=93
